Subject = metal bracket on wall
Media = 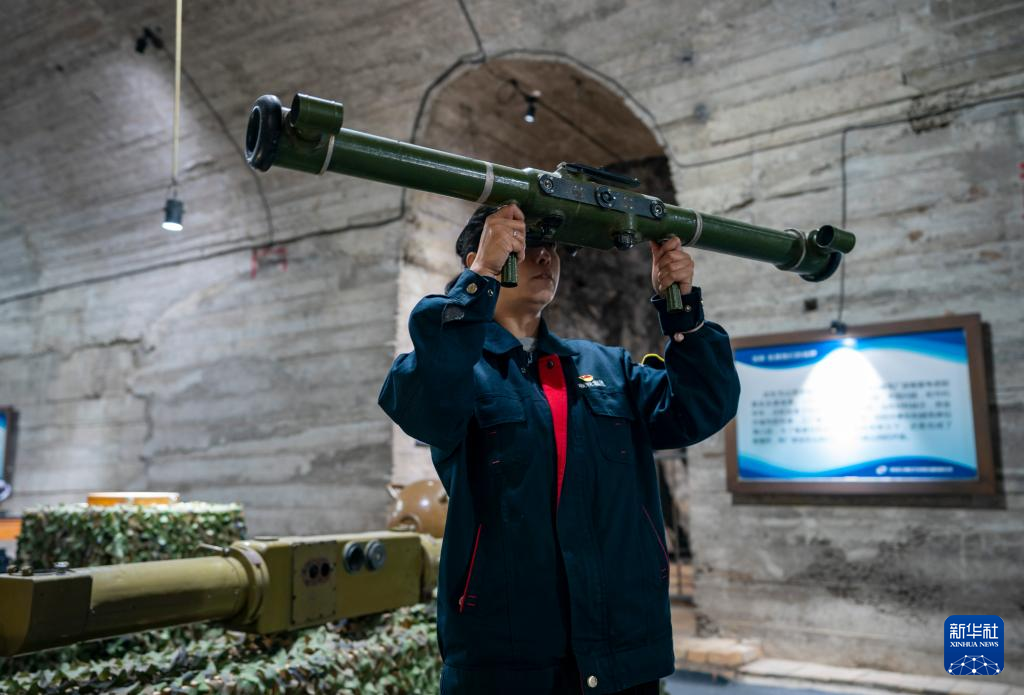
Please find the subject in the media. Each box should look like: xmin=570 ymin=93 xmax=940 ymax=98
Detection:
xmin=251 ymin=246 xmax=288 ymax=278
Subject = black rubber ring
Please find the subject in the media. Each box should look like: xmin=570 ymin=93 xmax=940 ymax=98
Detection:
xmin=245 ymin=94 xmax=283 ymax=172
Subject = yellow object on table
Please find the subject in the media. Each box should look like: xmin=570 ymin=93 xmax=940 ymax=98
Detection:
xmin=87 ymin=492 xmax=181 ymax=506
xmin=0 ymin=517 xmax=20 ymax=541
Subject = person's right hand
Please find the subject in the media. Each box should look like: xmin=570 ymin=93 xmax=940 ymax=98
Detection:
xmin=469 ymin=204 xmax=527 ymax=280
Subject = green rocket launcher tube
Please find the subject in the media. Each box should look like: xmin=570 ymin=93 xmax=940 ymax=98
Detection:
xmin=246 ymin=94 xmax=855 ymax=311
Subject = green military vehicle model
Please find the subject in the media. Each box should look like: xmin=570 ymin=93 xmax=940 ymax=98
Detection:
xmin=0 ymin=531 xmax=440 ymax=657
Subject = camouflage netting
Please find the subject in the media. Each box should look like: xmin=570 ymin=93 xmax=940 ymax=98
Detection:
xmin=3 ymin=503 xmax=442 ymax=694
xmin=0 ymin=604 xmax=440 ymax=695
xmin=16 ymin=502 xmax=247 ymax=569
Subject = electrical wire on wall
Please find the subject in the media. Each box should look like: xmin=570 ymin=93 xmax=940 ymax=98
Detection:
xmin=833 ymin=128 xmax=849 ymax=334
xmin=830 ymin=91 xmax=1024 ymax=333
xmin=493 ymin=74 xmax=627 ymax=162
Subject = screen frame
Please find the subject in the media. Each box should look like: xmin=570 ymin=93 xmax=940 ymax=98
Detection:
xmin=724 ymin=314 xmax=996 ymax=496
xmin=0 ymin=406 xmax=17 ymax=503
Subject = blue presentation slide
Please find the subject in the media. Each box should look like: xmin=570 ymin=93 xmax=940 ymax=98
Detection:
xmin=734 ymin=329 xmax=978 ymax=481
xmin=0 ymin=411 xmax=6 ymax=479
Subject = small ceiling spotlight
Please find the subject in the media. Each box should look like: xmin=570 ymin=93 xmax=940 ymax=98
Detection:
xmin=162 ymin=197 xmax=184 ymax=231
xmin=506 ymin=79 xmax=542 ymax=124
xmin=523 ymin=94 xmax=538 ymax=124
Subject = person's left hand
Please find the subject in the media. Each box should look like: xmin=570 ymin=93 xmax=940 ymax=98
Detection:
xmin=650 ymin=236 xmax=694 ymax=296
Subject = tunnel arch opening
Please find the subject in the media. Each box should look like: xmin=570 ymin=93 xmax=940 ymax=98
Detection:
xmin=409 ymin=56 xmax=679 ymax=356
xmin=391 ymin=56 xmax=694 ymax=588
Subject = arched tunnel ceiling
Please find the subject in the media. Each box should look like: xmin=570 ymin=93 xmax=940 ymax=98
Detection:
xmin=421 ymin=58 xmax=665 ymax=171
xmin=415 ymin=58 xmax=676 ymax=357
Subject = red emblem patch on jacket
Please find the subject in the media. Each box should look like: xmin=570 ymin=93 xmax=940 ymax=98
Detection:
xmin=577 ymin=374 xmax=607 ymax=389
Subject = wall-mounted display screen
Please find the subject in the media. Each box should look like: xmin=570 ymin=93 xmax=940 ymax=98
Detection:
xmin=725 ymin=315 xmax=995 ymax=495
xmin=0 ymin=407 xmax=16 ymax=503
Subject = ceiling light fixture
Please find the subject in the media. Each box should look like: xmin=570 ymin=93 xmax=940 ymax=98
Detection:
xmin=507 ymin=79 xmax=541 ymax=125
xmin=523 ymin=94 xmax=538 ymax=123
xmin=162 ymin=0 xmax=184 ymax=232
xmin=162 ymin=198 xmax=184 ymax=232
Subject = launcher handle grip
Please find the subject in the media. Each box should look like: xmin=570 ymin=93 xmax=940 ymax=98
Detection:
xmin=665 ymin=283 xmax=684 ymax=312
xmin=500 ymin=255 xmax=518 ymax=287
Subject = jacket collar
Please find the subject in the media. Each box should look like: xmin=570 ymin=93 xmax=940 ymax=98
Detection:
xmin=483 ymin=318 xmax=579 ymax=357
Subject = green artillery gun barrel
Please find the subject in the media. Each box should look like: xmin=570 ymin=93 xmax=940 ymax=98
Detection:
xmin=245 ymin=93 xmax=855 ymax=304
xmin=0 ymin=531 xmax=440 ymax=657
xmin=0 ymin=555 xmax=253 ymax=656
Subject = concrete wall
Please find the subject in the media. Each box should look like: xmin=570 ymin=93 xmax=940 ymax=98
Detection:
xmin=0 ymin=0 xmax=461 ymax=533
xmin=686 ymin=95 xmax=1024 ymax=676
xmin=0 ymin=226 xmax=405 ymax=534
xmin=0 ymin=0 xmax=1021 ymax=680
xmin=390 ymin=192 xmax=472 ymax=485
xmin=650 ymin=3 xmax=1024 ymax=680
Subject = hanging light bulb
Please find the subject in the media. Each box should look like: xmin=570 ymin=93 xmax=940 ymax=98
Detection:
xmin=161 ymin=0 xmax=185 ymax=231
xmin=162 ymin=197 xmax=184 ymax=231
xmin=523 ymin=94 xmax=538 ymax=124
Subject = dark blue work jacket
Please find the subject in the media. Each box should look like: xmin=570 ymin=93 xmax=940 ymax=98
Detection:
xmin=378 ymin=269 xmax=740 ymax=695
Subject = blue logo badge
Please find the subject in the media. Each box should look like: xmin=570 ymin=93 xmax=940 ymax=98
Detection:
xmin=945 ymin=615 xmax=1003 ymax=675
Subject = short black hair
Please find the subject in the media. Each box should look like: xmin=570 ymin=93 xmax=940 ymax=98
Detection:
xmin=455 ymin=204 xmax=498 ymax=266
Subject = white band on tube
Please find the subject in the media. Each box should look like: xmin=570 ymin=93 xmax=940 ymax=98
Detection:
xmin=685 ymin=211 xmax=704 ymax=247
xmin=475 ymin=162 xmax=494 ymax=204
xmin=318 ymin=133 xmax=336 ymax=175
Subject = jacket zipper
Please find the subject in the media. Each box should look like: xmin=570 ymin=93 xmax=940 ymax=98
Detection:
xmin=458 ymin=523 xmax=483 ymax=613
